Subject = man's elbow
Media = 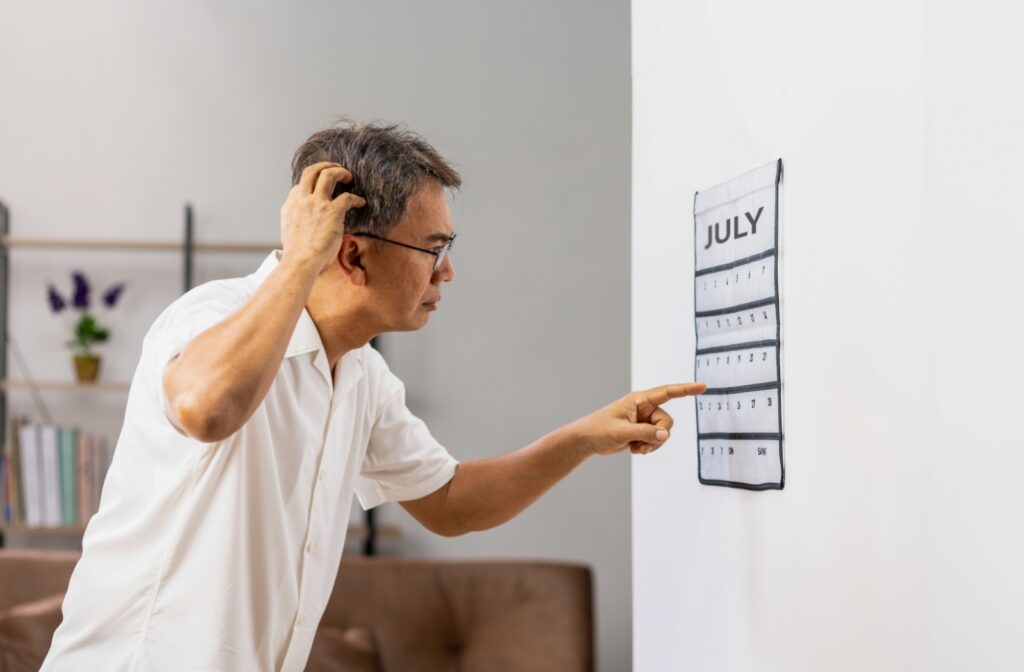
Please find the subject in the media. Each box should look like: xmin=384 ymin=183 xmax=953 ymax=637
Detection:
xmin=445 ymin=522 xmax=482 ymax=538
xmin=433 ymin=510 xmax=500 ymax=537
xmin=171 ymin=394 xmax=238 ymax=444
xmin=412 ymin=507 xmax=477 ymax=538
xmin=423 ymin=516 xmax=470 ymax=538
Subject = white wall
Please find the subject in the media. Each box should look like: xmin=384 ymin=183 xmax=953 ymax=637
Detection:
xmin=0 ymin=1 xmax=632 ymax=669
xmin=632 ymin=1 xmax=1024 ymax=670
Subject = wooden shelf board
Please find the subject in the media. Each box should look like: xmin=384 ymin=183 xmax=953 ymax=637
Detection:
xmin=1 ymin=524 xmax=402 ymax=539
xmin=2 ymin=236 xmax=276 ymax=253
xmin=344 ymin=525 xmax=401 ymax=541
xmin=0 ymin=525 xmax=87 ymax=535
xmin=0 ymin=379 xmax=131 ymax=392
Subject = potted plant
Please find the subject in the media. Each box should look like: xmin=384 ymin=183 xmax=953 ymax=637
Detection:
xmin=47 ymin=272 xmax=126 ymax=383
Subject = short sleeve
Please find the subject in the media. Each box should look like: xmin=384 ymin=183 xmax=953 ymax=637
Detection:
xmin=353 ymin=371 xmax=459 ymax=511
xmin=144 ymin=282 xmax=249 ymax=433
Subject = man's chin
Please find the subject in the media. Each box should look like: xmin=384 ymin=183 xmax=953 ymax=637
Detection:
xmin=387 ymin=310 xmax=432 ymax=333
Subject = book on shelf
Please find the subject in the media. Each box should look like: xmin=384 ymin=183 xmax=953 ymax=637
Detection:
xmin=0 ymin=452 xmax=7 ymax=523
xmin=6 ymin=417 xmax=23 ymax=524
xmin=2 ymin=417 xmax=112 ymax=530
xmin=39 ymin=425 xmax=61 ymax=527
xmin=59 ymin=427 xmax=78 ymax=526
xmin=77 ymin=431 xmax=93 ymax=527
xmin=18 ymin=422 xmax=41 ymax=527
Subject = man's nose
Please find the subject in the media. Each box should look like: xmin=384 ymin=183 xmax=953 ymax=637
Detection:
xmin=434 ymin=253 xmax=455 ymax=283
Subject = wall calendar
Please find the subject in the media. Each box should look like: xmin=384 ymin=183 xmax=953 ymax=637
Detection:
xmin=693 ymin=159 xmax=784 ymax=490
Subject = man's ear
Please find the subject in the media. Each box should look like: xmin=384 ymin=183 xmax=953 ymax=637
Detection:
xmin=337 ymin=236 xmax=367 ymax=286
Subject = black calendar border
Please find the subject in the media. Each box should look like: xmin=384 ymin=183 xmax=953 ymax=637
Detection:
xmin=696 ymin=339 xmax=778 ymax=356
xmin=695 ymin=296 xmax=776 ymax=319
xmin=702 ymin=381 xmax=779 ymax=396
xmin=773 ymin=158 xmax=785 ymax=490
xmin=694 ymin=158 xmax=785 ymax=491
xmin=694 ymin=247 xmax=777 ymax=278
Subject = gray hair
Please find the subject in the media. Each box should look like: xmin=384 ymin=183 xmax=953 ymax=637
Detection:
xmin=290 ymin=120 xmax=461 ymax=235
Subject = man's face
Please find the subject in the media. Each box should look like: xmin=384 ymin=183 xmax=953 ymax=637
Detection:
xmin=369 ymin=180 xmax=455 ymax=331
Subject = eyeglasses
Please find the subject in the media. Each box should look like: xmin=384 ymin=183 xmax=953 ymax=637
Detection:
xmin=352 ymin=232 xmax=456 ymax=273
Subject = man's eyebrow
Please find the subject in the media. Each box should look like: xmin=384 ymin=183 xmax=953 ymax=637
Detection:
xmin=423 ymin=232 xmax=455 ymax=243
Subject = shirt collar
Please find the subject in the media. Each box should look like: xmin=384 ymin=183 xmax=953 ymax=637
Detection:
xmin=249 ymin=251 xmax=324 ymax=359
xmin=248 ymin=251 xmax=366 ymax=395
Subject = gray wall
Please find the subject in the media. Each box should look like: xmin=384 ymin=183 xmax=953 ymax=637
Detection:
xmin=0 ymin=1 xmax=631 ymax=669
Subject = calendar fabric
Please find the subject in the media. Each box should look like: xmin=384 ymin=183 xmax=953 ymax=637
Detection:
xmin=693 ymin=159 xmax=784 ymax=490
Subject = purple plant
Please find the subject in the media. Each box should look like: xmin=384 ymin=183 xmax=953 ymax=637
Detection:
xmin=46 ymin=272 xmax=127 ymax=356
xmin=47 ymin=285 xmax=66 ymax=313
xmin=102 ymin=283 xmax=125 ymax=308
xmin=71 ymin=271 xmax=90 ymax=310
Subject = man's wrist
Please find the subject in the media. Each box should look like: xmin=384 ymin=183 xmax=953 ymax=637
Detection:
xmin=559 ymin=420 xmax=595 ymax=462
xmin=278 ymin=249 xmax=325 ymax=286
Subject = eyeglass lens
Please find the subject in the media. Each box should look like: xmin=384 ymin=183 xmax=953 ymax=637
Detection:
xmin=433 ymin=239 xmax=454 ymax=272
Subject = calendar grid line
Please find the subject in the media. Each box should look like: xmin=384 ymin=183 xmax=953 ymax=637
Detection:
xmin=702 ymin=381 xmax=779 ymax=396
xmin=694 ymin=247 xmax=777 ymax=277
xmin=695 ymin=296 xmax=776 ymax=319
xmin=695 ymin=339 xmax=778 ymax=356
xmin=698 ymin=432 xmax=782 ymax=440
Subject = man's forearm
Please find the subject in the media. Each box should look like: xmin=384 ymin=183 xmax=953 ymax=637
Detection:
xmin=165 ymin=252 xmax=320 ymax=442
xmin=404 ymin=384 xmax=701 ymax=537
xmin=442 ymin=424 xmax=593 ymax=534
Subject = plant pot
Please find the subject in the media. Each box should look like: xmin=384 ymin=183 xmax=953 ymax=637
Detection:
xmin=73 ymin=354 xmax=101 ymax=383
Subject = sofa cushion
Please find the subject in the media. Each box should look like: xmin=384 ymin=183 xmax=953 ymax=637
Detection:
xmin=305 ymin=625 xmax=380 ymax=672
xmin=0 ymin=593 xmax=64 ymax=672
xmin=321 ymin=559 xmax=594 ymax=671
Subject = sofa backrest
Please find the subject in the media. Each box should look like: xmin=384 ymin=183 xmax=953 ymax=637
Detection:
xmin=0 ymin=551 xmax=594 ymax=671
xmin=322 ymin=557 xmax=594 ymax=672
xmin=0 ymin=550 xmax=79 ymax=611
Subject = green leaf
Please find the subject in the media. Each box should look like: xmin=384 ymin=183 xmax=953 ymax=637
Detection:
xmin=70 ymin=312 xmax=110 ymax=352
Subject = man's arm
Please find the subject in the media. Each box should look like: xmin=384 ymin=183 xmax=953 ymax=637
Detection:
xmin=401 ymin=383 xmax=706 ymax=536
xmin=164 ymin=162 xmax=365 ymax=442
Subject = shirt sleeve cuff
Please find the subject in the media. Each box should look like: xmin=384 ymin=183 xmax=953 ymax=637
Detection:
xmin=154 ymin=336 xmax=195 ymax=436
xmin=354 ymin=457 xmax=458 ymax=511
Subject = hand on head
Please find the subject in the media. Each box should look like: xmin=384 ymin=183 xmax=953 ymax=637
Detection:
xmin=280 ymin=162 xmax=367 ymax=274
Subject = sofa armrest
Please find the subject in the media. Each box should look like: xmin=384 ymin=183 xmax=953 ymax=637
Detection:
xmin=0 ymin=592 xmax=65 ymax=672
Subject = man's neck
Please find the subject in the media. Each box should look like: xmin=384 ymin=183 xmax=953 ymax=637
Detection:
xmin=306 ymin=282 xmax=379 ymax=370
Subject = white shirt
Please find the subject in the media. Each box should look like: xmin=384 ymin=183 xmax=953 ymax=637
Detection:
xmin=42 ymin=251 xmax=458 ymax=672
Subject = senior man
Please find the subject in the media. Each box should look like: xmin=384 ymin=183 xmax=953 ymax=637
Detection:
xmin=42 ymin=121 xmax=705 ymax=671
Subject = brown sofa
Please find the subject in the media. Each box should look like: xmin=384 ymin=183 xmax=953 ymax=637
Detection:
xmin=0 ymin=550 xmax=593 ymax=671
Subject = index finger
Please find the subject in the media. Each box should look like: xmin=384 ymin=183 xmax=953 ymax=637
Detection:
xmin=641 ymin=382 xmax=707 ymax=405
xmin=314 ymin=166 xmax=356 ymax=200
xmin=298 ymin=162 xmax=351 ymax=194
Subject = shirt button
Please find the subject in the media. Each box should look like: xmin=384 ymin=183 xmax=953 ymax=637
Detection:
xmin=297 ymin=615 xmax=305 ymax=626
xmin=307 ymin=542 xmax=316 ymax=554
xmin=318 ymin=470 xmax=325 ymax=482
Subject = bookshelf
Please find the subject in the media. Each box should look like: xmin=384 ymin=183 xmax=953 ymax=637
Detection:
xmin=0 ymin=202 xmax=276 ymax=549
xmin=0 ymin=202 xmax=233 ymax=424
